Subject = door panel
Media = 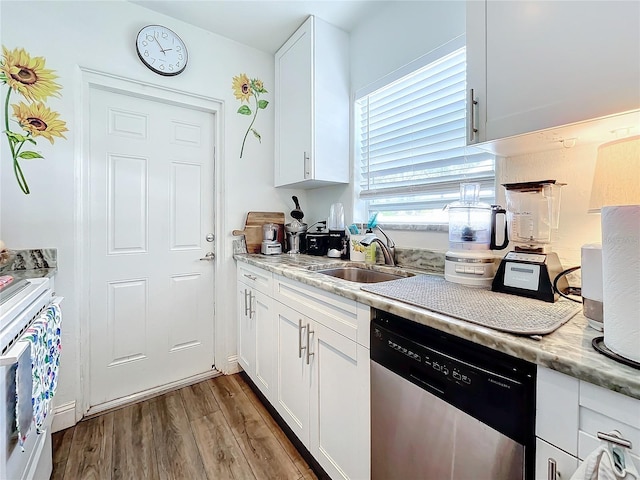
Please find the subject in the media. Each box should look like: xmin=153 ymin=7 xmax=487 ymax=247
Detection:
xmin=275 ymin=303 xmax=310 ymax=446
xmin=254 ymin=292 xmax=274 ymax=400
xmin=311 ymin=322 xmax=370 ymax=480
xmin=89 ymin=87 xmax=215 ymax=407
xmin=107 ymin=154 xmax=148 ymax=254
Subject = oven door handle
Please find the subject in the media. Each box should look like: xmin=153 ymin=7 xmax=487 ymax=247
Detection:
xmin=0 ymin=340 xmax=29 ymax=366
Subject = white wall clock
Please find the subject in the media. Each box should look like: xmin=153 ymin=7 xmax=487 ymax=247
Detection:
xmin=136 ymin=25 xmax=188 ymax=76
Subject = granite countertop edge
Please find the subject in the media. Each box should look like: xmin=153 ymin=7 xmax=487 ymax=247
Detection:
xmin=235 ymin=253 xmax=640 ymax=400
xmin=2 ymin=268 xmax=57 ymax=283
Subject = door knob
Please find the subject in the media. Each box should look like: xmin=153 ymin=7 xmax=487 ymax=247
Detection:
xmin=200 ymin=252 xmax=215 ymax=261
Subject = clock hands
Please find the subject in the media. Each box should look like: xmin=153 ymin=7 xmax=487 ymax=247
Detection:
xmin=154 ymin=32 xmax=171 ymax=54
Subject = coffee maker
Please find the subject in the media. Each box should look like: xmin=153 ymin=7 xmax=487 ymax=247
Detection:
xmin=327 ymin=203 xmax=346 ymax=258
xmin=261 ymin=223 xmax=282 ymax=255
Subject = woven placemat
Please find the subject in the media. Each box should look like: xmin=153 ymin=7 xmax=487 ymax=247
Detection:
xmin=362 ymin=275 xmax=580 ymax=335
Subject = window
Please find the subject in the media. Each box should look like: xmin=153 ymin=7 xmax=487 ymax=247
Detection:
xmin=356 ymin=45 xmax=495 ymax=224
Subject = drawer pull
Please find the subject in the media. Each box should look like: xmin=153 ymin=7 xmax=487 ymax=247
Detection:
xmin=547 ymin=458 xmax=557 ymax=480
xmin=597 ymin=430 xmax=632 ymax=449
xmin=243 ymin=274 xmax=257 ymax=281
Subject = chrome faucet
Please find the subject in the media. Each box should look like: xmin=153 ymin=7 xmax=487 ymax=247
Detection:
xmin=359 ymin=226 xmax=396 ymax=266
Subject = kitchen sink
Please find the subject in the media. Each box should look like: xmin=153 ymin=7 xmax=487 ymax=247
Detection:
xmin=316 ymin=266 xmax=412 ymax=283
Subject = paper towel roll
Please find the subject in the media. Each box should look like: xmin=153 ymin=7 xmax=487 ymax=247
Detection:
xmin=602 ymin=205 xmax=640 ymax=363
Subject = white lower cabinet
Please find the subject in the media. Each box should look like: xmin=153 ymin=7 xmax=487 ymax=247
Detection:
xmin=534 ymin=438 xmax=578 ymax=480
xmin=274 ymin=302 xmax=312 ymax=445
xmin=237 ymin=263 xmax=370 ymax=479
xmin=310 ymin=320 xmax=369 ymax=480
xmin=536 ymin=366 xmax=640 ymax=479
xmin=237 ymin=264 xmax=275 ymax=402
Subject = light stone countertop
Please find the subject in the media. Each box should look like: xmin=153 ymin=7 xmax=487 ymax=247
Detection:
xmin=235 ymin=253 xmax=640 ymax=400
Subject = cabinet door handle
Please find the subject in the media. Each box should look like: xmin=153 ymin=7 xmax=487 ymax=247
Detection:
xmin=243 ymin=274 xmax=257 ymax=281
xmin=303 ymin=151 xmax=311 ymax=179
xmin=469 ymin=88 xmax=478 ymax=142
xmin=298 ymin=319 xmax=306 ymax=358
xmin=248 ymin=291 xmax=255 ymax=319
xmin=547 ymin=458 xmax=557 ymax=480
xmin=306 ymin=324 xmax=314 ymax=365
xmin=244 ymin=289 xmax=251 ymax=316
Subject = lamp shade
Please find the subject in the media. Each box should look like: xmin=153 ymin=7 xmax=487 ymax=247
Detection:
xmin=588 ymin=135 xmax=640 ymax=213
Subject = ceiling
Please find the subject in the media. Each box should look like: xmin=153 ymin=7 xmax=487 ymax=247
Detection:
xmin=130 ymin=1 xmax=387 ymax=54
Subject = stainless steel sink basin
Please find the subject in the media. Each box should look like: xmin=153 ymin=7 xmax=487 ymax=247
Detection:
xmin=317 ymin=267 xmax=410 ymax=283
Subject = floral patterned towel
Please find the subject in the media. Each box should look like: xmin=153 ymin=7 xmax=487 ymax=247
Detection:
xmin=19 ymin=301 xmax=62 ymax=436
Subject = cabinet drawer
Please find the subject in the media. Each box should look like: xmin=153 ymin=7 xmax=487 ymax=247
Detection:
xmin=579 ymin=381 xmax=640 ymax=461
xmin=274 ymin=275 xmax=358 ymax=342
xmin=578 ymin=430 xmax=640 ymax=471
xmin=237 ymin=263 xmax=272 ymax=295
xmin=536 ymin=367 xmax=579 ymax=455
xmin=535 ymin=438 xmax=578 ymax=480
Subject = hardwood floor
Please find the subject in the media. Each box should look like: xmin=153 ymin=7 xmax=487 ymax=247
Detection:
xmin=52 ymin=374 xmax=317 ymax=480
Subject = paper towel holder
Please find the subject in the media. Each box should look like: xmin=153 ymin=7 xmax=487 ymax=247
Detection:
xmin=592 ymin=337 xmax=640 ymax=370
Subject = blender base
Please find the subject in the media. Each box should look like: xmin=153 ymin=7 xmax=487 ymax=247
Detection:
xmin=492 ymin=251 xmax=567 ymax=303
xmin=444 ymin=251 xmax=497 ymax=287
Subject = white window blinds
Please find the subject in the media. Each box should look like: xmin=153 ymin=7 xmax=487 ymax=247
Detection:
xmin=356 ymin=46 xmax=495 ymax=223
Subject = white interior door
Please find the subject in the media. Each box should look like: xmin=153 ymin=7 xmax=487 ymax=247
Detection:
xmin=88 ymin=87 xmax=215 ymax=407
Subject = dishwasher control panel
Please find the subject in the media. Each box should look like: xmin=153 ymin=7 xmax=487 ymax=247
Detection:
xmin=374 ymin=325 xmax=477 ymax=389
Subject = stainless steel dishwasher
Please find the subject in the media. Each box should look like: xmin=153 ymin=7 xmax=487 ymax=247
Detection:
xmin=371 ymin=309 xmax=536 ymax=480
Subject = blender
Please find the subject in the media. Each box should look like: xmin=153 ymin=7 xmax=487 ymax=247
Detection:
xmin=327 ymin=202 xmax=346 ymax=258
xmin=492 ymin=180 xmax=567 ymax=302
xmin=445 ymin=183 xmax=509 ymax=287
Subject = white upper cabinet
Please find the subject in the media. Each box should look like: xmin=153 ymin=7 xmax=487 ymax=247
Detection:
xmin=274 ymin=16 xmax=350 ymax=188
xmin=466 ymin=1 xmax=640 ymax=144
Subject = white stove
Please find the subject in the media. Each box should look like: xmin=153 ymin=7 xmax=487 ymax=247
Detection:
xmin=1 ymin=278 xmax=53 ymax=351
xmin=1 ymin=276 xmax=57 ymax=480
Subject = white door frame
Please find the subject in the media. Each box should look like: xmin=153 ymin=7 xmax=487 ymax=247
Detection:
xmin=75 ymin=67 xmax=226 ymax=419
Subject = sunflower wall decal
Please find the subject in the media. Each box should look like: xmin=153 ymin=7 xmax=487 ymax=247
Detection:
xmin=232 ymin=73 xmax=268 ymax=158
xmin=1 ymin=46 xmax=68 ymax=194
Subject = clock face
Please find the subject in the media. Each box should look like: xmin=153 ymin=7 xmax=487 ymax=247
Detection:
xmin=136 ymin=25 xmax=188 ymax=76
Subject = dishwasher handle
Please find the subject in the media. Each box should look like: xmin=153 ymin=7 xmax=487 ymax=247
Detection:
xmin=409 ymin=369 xmax=445 ymax=396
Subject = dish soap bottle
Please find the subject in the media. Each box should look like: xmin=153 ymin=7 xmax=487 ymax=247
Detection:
xmin=363 ymin=230 xmax=377 ymax=264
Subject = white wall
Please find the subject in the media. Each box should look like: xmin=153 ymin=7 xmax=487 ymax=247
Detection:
xmin=0 ymin=0 xmax=302 ymax=422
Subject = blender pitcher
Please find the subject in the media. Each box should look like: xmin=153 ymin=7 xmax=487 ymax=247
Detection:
xmin=504 ymin=181 xmax=564 ymax=251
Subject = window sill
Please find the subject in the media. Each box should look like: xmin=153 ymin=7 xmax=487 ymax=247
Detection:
xmin=378 ymin=223 xmax=449 ymax=233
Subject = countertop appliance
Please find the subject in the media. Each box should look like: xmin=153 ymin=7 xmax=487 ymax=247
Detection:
xmin=492 ymin=180 xmax=567 ymax=302
xmin=445 ymin=183 xmax=508 ymax=287
xmin=285 ymin=220 xmax=307 ymax=254
xmin=327 ymin=202 xmax=346 ymax=258
xmin=306 ymin=224 xmax=329 ymax=256
xmin=371 ymin=309 xmax=536 ymax=480
xmin=261 ymin=223 xmax=282 ymax=255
